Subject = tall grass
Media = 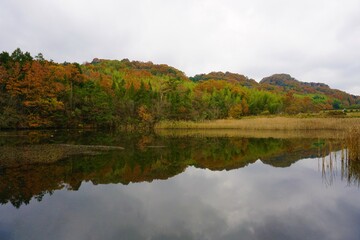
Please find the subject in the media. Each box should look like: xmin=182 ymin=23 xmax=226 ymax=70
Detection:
xmin=155 ymin=117 xmax=360 ymax=131
xmin=345 ymin=126 xmax=360 ymax=161
xmin=155 ymin=129 xmax=346 ymax=139
xmin=319 ymin=128 xmax=360 ymax=186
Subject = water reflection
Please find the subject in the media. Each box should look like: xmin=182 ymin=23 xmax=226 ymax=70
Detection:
xmin=320 ymin=150 xmax=360 ymax=187
xmin=0 ymin=131 xmax=345 ymax=208
xmin=0 ymin=130 xmax=360 ymax=240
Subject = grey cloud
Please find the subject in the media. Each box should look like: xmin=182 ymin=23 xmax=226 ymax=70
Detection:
xmin=0 ymin=0 xmax=359 ymax=94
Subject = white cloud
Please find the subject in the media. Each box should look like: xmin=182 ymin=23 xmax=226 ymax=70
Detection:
xmin=0 ymin=0 xmax=359 ymax=94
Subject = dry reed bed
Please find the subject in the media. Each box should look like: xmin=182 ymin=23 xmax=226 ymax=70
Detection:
xmin=155 ymin=117 xmax=360 ymax=131
xmin=155 ymin=129 xmax=345 ymax=139
xmin=157 ymin=118 xmax=360 ymax=161
xmin=345 ymin=126 xmax=360 ymax=161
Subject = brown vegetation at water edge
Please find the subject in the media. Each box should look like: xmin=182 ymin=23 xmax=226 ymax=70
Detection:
xmin=345 ymin=126 xmax=360 ymax=161
xmin=155 ymin=117 xmax=360 ymax=131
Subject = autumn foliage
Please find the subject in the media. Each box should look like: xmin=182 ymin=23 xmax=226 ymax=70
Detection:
xmin=0 ymin=48 xmax=359 ymax=129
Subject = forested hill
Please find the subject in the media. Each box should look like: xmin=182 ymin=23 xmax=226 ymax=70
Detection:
xmin=190 ymin=72 xmax=258 ymax=88
xmin=0 ymin=48 xmax=359 ymax=129
xmin=90 ymin=57 xmax=188 ymax=81
xmin=260 ymin=74 xmax=359 ymax=106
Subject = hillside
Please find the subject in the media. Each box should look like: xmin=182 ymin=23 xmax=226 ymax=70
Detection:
xmin=0 ymin=48 xmax=359 ymax=129
xmin=260 ymin=74 xmax=359 ymax=108
xmin=190 ymin=71 xmax=258 ymax=88
xmin=90 ymin=58 xmax=189 ymax=81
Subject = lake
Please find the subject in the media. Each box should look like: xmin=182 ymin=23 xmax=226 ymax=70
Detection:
xmin=0 ymin=130 xmax=359 ymax=240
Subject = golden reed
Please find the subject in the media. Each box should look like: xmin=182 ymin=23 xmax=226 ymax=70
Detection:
xmin=156 ymin=117 xmax=360 ymax=131
xmin=345 ymin=126 xmax=360 ymax=161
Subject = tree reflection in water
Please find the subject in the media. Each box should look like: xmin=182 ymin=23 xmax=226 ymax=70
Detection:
xmin=0 ymin=130 xmax=357 ymax=208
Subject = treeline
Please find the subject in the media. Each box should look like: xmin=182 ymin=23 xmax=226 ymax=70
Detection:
xmin=0 ymin=48 xmax=359 ymax=129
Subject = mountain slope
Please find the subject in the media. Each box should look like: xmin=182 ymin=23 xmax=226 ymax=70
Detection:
xmin=260 ymin=74 xmax=360 ymax=107
xmin=190 ymin=71 xmax=258 ymax=88
xmin=1 ymin=48 xmax=359 ymax=129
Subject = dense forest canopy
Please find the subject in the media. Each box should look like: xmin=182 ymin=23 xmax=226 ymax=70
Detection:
xmin=0 ymin=48 xmax=359 ymax=129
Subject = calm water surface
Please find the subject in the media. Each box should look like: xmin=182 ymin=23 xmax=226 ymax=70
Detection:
xmin=0 ymin=130 xmax=359 ymax=240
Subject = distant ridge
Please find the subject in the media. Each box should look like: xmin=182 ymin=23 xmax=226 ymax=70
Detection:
xmin=259 ymin=73 xmax=359 ymax=105
xmin=260 ymin=74 xmax=330 ymax=90
xmin=190 ymin=72 xmax=258 ymax=88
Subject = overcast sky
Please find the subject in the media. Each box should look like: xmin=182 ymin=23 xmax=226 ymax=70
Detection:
xmin=1 ymin=0 xmax=359 ymax=95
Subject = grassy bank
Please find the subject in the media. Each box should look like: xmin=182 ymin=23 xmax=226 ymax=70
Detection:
xmin=155 ymin=117 xmax=360 ymax=130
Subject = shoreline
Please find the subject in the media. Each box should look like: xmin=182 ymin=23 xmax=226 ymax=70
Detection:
xmin=0 ymin=116 xmax=359 ymax=132
xmin=155 ymin=117 xmax=360 ymax=131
